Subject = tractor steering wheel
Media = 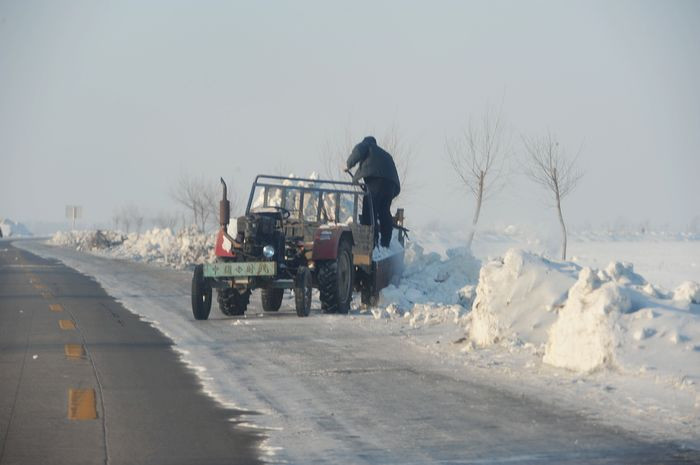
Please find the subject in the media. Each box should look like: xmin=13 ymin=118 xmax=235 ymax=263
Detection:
xmin=270 ymin=206 xmax=291 ymax=219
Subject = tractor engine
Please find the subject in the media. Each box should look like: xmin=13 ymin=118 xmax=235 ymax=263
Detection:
xmin=236 ymin=213 xmax=283 ymax=260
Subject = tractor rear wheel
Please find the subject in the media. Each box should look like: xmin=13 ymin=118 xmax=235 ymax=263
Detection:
xmin=191 ymin=265 xmax=212 ymax=320
xmin=318 ymin=239 xmax=354 ymax=314
xmin=261 ymin=288 xmax=284 ymax=312
xmin=217 ymin=288 xmax=250 ymax=316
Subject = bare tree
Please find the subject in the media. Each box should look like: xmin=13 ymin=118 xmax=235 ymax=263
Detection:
xmin=522 ymin=132 xmax=583 ymax=260
xmin=153 ymin=211 xmax=179 ymax=230
xmin=112 ymin=212 xmax=120 ymax=232
xmin=171 ymin=174 xmax=234 ymax=232
xmin=320 ymin=127 xmax=357 ymax=181
xmin=132 ymin=206 xmax=144 ymax=236
xmin=120 ymin=207 xmax=132 ymax=234
xmin=447 ymin=108 xmax=509 ymax=249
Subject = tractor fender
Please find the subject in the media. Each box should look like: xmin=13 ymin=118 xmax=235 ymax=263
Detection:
xmin=312 ymin=227 xmax=353 ymax=261
xmin=214 ymin=229 xmax=236 ymax=258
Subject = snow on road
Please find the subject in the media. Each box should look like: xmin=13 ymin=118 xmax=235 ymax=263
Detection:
xmin=16 ymin=231 xmax=700 ymax=462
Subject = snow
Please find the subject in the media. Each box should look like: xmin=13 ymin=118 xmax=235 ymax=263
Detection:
xmin=49 ymin=227 xmax=214 ymax=269
xmin=674 ymin=281 xmax=700 ymax=305
xmin=0 ymin=218 xmax=32 ymax=237
xmin=370 ymin=228 xmax=405 ymax=261
xmin=466 ymin=249 xmax=578 ymax=347
xmin=372 ymin=235 xmax=700 ymax=443
xmin=379 ymin=242 xmax=479 ymax=311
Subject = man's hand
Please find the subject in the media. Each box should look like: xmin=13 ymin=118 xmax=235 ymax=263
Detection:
xmin=344 ymin=168 xmax=355 ymax=182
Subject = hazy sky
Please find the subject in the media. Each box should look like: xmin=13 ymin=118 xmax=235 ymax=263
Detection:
xmin=1 ymin=0 xmax=699 ymax=232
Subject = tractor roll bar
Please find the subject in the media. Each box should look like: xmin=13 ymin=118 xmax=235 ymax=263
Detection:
xmin=245 ymin=174 xmax=368 ymax=216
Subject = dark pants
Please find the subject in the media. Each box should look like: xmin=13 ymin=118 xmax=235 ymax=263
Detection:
xmin=361 ymin=177 xmax=395 ymax=248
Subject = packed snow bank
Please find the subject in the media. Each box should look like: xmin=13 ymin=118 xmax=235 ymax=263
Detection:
xmin=51 ymin=229 xmax=126 ymax=251
xmin=376 ymin=243 xmax=700 ymax=400
xmin=674 ymin=281 xmax=700 ymax=305
xmin=49 ymin=228 xmax=214 ymax=269
xmin=466 ymin=249 xmax=579 ymax=347
xmin=456 ymin=251 xmax=700 ymax=379
xmin=543 ymin=267 xmax=632 ymax=372
xmin=543 ymin=262 xmax=700 ymax=377
xmin=0 ymin=218 xmax=32 ymax=237
xmin=379 ymin=242 xmax=480 ymax=313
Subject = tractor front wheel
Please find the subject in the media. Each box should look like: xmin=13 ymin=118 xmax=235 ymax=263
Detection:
xmin=217 ymin=288 xmax=250 ymax=316
xmin=295 ymin=267 xmax=312 ymax=317
xmin=191 ymin=265 xmax=213 ymax=320
xmin=261 ymin=288 xmax=284 ymax=312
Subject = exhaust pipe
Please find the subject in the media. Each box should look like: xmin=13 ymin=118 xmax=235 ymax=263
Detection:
xmin=220 ymin=177 xmax=230 ymax=227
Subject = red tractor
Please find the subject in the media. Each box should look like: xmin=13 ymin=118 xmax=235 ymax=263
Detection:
xmin=191 ymin=175 xmax=406 ymax=319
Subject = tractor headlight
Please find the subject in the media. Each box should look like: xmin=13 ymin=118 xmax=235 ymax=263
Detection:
xmin=263 ymin=245 xmax=275 ymax=258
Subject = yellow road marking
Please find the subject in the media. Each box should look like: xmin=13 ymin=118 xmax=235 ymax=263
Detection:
xmin=33 ymin=283 xmax=47 ymax=290
xmin=59 ymin=320 xmax=76 ymax=330
xmin=68 ymin=389 xmax=97 ymax=420
xmin=64 ymin=344 xmax=85 ymax=359
xmin=49 ymin=304 xmax=63 ymax=312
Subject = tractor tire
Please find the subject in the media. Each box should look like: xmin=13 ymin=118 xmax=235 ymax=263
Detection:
xmin=318 ymin=239 xmax=354 ymax=314
xmin=191 ymin=264 xmax=212 ymax=320
xmin=295 ymin=267 xmax=312 ymax=317
xmin=261 ymin=288 xmax=284 ymax=312
xmin=217 ymin=288 xmax=250 ymax=316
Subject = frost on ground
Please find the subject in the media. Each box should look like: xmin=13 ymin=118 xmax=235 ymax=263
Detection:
xmin=49 ymin=228 xmax=214 ymax=269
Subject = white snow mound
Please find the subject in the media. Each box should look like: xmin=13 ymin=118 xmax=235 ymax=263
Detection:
xmin=49 ymin=228 xmax=214 ymax=270
xmin=673 ymin=281 xmax=700 ymax=305
xmin=379 ymin=242 xmax=480 ymax=313
xmin=0 ymin=218 xmax=32 ymax=237
xmin=466 ymin=249 xmax=578 ymax=347
xmin=543 ymin=267 xmax=632 ymax=372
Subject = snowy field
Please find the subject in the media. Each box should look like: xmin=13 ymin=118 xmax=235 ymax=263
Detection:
xmin=19 ymin=227 xmax=700 ymax=460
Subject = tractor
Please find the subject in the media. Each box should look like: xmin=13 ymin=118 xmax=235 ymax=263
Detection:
xmin=191 ymin=174 xmax=406 ymax=319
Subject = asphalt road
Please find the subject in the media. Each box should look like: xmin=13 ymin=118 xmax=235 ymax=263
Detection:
xmin=8 ymin=239 xmax=700 ymax=464
xmin=0 ymin=242 xmax=262 ymax=465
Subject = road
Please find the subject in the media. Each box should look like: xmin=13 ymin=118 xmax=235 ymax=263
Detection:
xmin=0 ymin=241 xmax=261 ymax=465
xmin=5 ymin=239 xmax=700 ymax=464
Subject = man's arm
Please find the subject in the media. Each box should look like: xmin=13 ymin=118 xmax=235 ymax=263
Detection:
xmin=346 ymin=140 xmax=369 ymax=170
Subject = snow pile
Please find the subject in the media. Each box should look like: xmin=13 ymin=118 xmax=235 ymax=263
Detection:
xmin=378 ymin=242 xmax=480 ymax=316
xmin=673 ymin=281 xmax=700 ymax=305
xmin=371 ymin=229 xmax=405 ymax=261
xmin=466 ymin=249 xmax=578 ymax=347
xmin=542 ymin=267 xmax=632 ymax=372
xmin=543 ymin=262 xmax=700 ymax=376
xmin=0 ymin=218 xmax=32 ymax=237
xmin=49 ymin=228 xmax=215 ymax=269
xmin=50 ymin=229 xmax=125 ymax=251
xmin=458 ymin=250 xmax=700 ymax=386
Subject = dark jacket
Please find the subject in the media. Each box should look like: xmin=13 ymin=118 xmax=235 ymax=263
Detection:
xmin=346 ymin=137 xmax=401 ymax=198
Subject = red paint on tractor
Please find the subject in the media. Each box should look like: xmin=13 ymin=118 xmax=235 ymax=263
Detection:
xmin=311 ymin=227 xmax=350 ymax=261
xmin=215 ymin=230 xmax=235 ymax=258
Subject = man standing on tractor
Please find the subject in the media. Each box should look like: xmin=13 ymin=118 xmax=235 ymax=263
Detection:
xmin=346 ymin=136 xmax=401 ymax=248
